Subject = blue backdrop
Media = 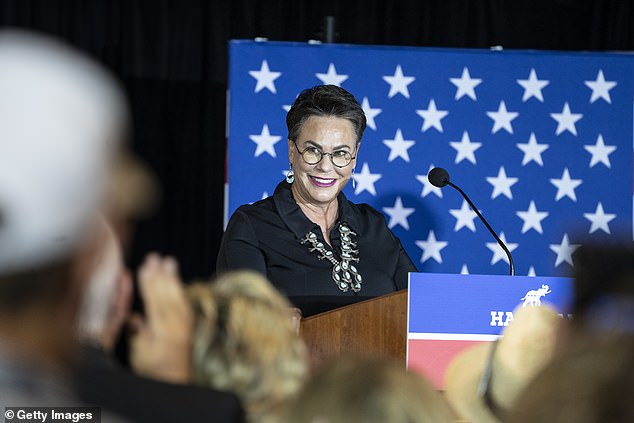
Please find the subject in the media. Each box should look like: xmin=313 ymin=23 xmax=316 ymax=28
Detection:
xmin=227 ymin=40 xmax=633 ymax=277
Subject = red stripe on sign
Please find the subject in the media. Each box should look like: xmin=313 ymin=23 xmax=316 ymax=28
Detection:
xmin=407 ymin=339 xmax=490 ymax=390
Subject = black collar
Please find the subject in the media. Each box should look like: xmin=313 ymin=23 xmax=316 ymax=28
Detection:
xmin=272 ymin=180 xmax=361 ymax=241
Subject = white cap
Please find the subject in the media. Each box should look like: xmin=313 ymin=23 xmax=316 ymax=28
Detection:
xmin=0 ymin=29 xmax=128 ymax=275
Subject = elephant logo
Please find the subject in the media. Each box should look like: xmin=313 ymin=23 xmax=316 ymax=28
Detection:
xmin=520 ymin=284 xmax=551 ymax=307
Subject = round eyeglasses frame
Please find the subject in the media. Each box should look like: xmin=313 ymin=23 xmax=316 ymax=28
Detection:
xmin=292 ymin=140 xmax=357 ymax=168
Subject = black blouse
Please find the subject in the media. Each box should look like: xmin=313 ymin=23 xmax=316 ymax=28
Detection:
xmin=216 ymin=180 xmax=418 ymax=317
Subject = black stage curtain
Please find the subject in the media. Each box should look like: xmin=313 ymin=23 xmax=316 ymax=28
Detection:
xmin=1 ymin=0 xmax=633 ymax=281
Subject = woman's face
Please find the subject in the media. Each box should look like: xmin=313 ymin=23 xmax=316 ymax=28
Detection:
xmin=289 ymin=115 xmax=358 ymax=208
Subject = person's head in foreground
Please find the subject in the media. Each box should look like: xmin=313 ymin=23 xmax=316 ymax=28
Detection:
xmin=286 ymin=84 xmax=366 ymax=209
xmin=0 ymin=28 xmax=127 ymax=402
xmin=188 ymin=270 xmax=308 ymax=423
xmin=444 ymin=304 xmax=561 ymax=423
xmin=508 ymin=242 xmax=634 ymax=423
xmin=568 ymin=242 xmax=634 ymax=336
xmin=509 ymin=332 xmax=634 ymax=423
xmin=282 ymin=355 xmax=454 ymax=423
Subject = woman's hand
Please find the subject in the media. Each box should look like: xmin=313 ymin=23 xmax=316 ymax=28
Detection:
xmin=128 ymin=253 xmax=193 ymax=384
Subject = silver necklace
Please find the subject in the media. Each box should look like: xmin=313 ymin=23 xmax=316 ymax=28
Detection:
xmin=300 ymin=223 xmax=362 ymax=292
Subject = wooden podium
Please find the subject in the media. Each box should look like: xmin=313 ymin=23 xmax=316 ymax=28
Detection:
xmin=299 ymin=289 xmax=408 ymax=368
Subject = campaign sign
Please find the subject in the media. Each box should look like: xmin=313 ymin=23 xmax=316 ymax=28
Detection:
xmin=406 ymin=272 xmax=573 ymax=389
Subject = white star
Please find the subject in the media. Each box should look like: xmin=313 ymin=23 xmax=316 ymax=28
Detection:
xmin=249 ymin=124 xmax=282 ymax=157
xmin=361 ymin=97 xmax=382 ymax=131
xmin=416 ymin=164 xmax=443 ymax=198
xmin=527 ymin=267 xmax=537 ymax=277
xmin=549 ymin=233 xmax=580 ymax=267
xmin=449 ymin=200 xmax=478 ymax=232
xmin=485 ymin=232 xmax=518 ymax=265
xmin=550 ymin=168 xmax=582 ymax=201
xmin=450 ymin=131 xmax=482 ymax=164
xmin=516 ymin=201 xmax=549 ymax=234
xmin=584 ymin=202 xmax=616 ymax=234
xmin=584 ymin=134 xmax=616 ymax=168
xmin=383 ymin=65 xmax=415 ymax=98
xmin=249 ymin=191 xmax=269 ymax=205
xmin=383 ymin=129 xmax=416 ymax=162
xmin=584 ymin=70 xmax=617 ymax=104
xmin=486 ymin=101 xmax=519 ymax=134
xmin=315 ymin=63 xmax=349 ymax=86
xmin=517 ymin=68 xmax=550 ymax=102
xmin=460 ymin=264 xmax=470 ymax=275
xmin=449 ymin=67 xmax=482 ymax=100
xmin=415 ymin=99 xmax=449 ymax=132
xmin=415 ymin=230 xmax=448 ymax=264
xmin=248 ymin=60 xmax=282 ymax=94
xmin=486 ymin=166 xmax=519 ymax=200
xmin=352 ymin=162 xmax=382 ymax=196
xmin=516 ymin=132 xmax=549 ymax=166
xmin=550 ymin=102 xmax=583 ymax=136
xmin=382 ymin=196 xmax=416 ymax=230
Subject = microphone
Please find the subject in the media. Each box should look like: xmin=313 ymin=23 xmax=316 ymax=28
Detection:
xmin=428 ymin=167 xmax=515 ymax=276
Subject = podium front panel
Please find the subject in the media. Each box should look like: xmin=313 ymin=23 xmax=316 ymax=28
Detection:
xmin=407 ymin=272 xmax=573 ymax=389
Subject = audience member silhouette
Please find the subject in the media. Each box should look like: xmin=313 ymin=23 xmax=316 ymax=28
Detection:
xmin=187 ymin=271 xmax=309 ymax=423
xmin=126 ymin=269 xmax=307 ymax=423
xmin=283 ymin=355 xmax=455 ymax=423
xmin=444 ymin=305 xmax=561 ymax=423
xmin=74 ymin=220 xmax=245 ymax=422
xmin=0 ymin=28 xmax=126 ymax=413
xmin=510 ymin=243 xmax=634 ymax=423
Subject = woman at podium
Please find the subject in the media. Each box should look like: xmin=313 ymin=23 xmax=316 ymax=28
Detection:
xmin=217 ymin=85 xmax=417 ymax=317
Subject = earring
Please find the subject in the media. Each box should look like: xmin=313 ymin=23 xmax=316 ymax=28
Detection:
xmin=351 ymin=168 xmax=356 ymax=190
xmin=286 ymin=164 xmax=295 ymax=184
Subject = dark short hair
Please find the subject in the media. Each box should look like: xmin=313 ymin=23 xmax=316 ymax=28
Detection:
xmin=286 ymin=85 xmax=367 ymax=145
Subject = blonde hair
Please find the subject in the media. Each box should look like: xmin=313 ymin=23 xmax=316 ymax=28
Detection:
xmin=188 ymin=271 xmax=308 ymax=423
xmin=283 ymin=356 xmax=455 ymax=423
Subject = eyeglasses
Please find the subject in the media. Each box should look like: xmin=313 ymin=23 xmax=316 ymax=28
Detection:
xmin=293 ymin=141 xmax=356 ymax=168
